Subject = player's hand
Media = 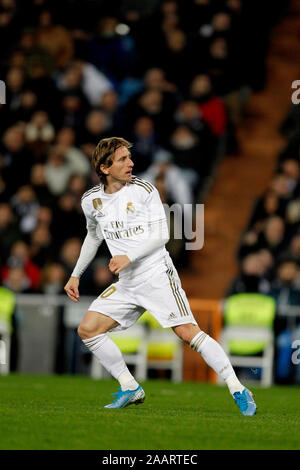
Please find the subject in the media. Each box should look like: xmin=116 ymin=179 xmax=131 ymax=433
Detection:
xmin=64 ymin=276 xmax=80 ymax=302
xmin=109 ymin=255 xmax=131 ymax=275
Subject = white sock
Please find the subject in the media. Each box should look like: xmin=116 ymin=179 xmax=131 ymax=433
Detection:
xmin=190 ymin=332 xmax=244 ymax=395
xmin=83 ymin=334 xmax=139 ymax=391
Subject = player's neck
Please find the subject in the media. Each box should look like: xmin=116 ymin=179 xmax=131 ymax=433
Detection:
xmin=104 ymin=179 xmax=127 ymax=194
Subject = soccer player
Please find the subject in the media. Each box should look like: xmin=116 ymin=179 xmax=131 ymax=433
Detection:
xmin=64 ymin=137 xmax=257 ymax=415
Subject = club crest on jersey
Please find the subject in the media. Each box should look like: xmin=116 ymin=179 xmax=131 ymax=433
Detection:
xmin=126 ymin=202 xmax=135 ymax=214
xmin=93 ymin=198 xmax=105 ymax=216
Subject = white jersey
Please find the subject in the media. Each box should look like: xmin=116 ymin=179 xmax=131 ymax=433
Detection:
xmin=81 ymin=176 xmax=169 ymax=282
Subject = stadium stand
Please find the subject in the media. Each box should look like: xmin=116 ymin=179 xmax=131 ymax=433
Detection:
xmin=0 ymin=0 xmax=290 ymax=378
xmin=224 ymin=0 xmax=300 ymax=384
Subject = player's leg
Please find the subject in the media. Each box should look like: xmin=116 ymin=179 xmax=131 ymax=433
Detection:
xmin=78 ymin=310 xmax=141 ymax=397
xmin=78 ymin=282 xmax=146 ymax=408
xmin=138 ymin=260 xmax=256 ymax=415
xmin=172 ymin=323 xmax=257 ymax=416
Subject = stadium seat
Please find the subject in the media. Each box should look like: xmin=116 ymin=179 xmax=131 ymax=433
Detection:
xmin=221 ymin=293 xmax=276 ymax=387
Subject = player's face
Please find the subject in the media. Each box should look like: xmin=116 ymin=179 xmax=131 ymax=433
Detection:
xmin=107 ymin=146 xmax=134 ymax=183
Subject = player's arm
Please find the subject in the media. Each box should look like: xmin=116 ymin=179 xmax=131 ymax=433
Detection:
xmin=64 ymin=202 xmax=103 ymax=301
xmin=109 ymin=187 xmax=169 ymax=274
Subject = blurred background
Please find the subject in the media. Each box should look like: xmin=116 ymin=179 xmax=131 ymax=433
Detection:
xmin=0 ymin=0 xmax=299 ymax=387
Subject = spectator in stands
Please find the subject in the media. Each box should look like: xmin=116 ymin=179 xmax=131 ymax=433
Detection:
xmin=9 ymin=89 xmax=39 ymax=125
xmin=5 ymin=67 xmax=25 ymax=114
xmin=52 ymin=192 xmax=85 ymax=246
xmin=130 ymin=116 xmax=158 ymax=174
xmin=266 ymin=259 xmax=300 ymax=306
xmin=29 ymin=223 xmax=53 ymax=268
xmin=40 ymin=262 xmax=67 ymax=295
xmin=0 ymin=0 xmax=20 ymax=46
xmin=3 ymin=266 xmax=33 ymax=293
xmin=44 ymin=144 xmax=89 ymax=196
xmin=25 ymin=110 xmax=55 ymax=160
xmin=143 ymin=67 xmax=177 ymax=119
xmin=1 ymin=125 xmax=34 ymax=196
xmin=19 ymin=27 xmax=54 ymax=75
xmin=73 ymin=58 xmax=113 ymax=108
xmin=280 ymin=158 xmax=300 ymax=197
xmin=99 ymin=90 xmax=127 ymax=136
xmin=175 ymin=100 xmax=208 ymax=136
xmin=0 ymin=154 xmax=11 ymax=202
xmin=248 ymin=190 xmax=287 ymax=231
xmin=58 ymin=237 xmax=82 ymax=277
xmin=174 ymin=99 xmax=216 ymax=162
xmin=238 ymin=215 xmax=287 ymax=260
xmin=25 ymin=111 xmax=55 ymax=144
xmin=0 ymin=203 xmax=21 ymax=264
xmin=285 ymin=197 xmax=300 ymax=226
xmin=88 ymin=16 xmax=137 ymax=82
xmin=33 ymin=205 xmax=53 ymax=235
xmin=269 ymin=173 xmax=293 ymax=202
xmin=189 ymin=74 xmax=227 ymax=138
xmin=67 ymin=174 xmax=88 ymax=209
xmin=160 ymin=29 xmax=194 ymax=90
xmin=129 ymin=89 xmax=172 ymax=138
xmin=143 ymin=67 xmax=176 ymax=94
xmin=56 ymin=127 xmax=90 ymax=174
xmin=10 ymin=185 xmax=39 ymax=234
xmin=279 ymin=233 xmax=300 ymax=264
xmin=58 ymin=63 xmax=84 ymax=96
xmin=1 ymin=240 xmax=41 ymax=290
xmin=169 ymin=125 xmax=203 ymax=188
xmin=30 ymin=163 xmax=55 ymax=207
xmin=58 ymin=89 xmax=88 ymax=131
xmin=78 ymin=109 xmax=111 ymax=149
xmin=140 ymin=148 xmax=194 ymax=205
xmin=227 ymin=252 xmax=271 ymax=295
xmin=206 ymin=36 xmax=233 ymax=96
xmin=26 ymin=60 xmax=61 ymax=118
xmin=36 ymin=9 xmax=74 ymax=69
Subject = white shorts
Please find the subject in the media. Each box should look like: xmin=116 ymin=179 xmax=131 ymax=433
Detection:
xmin=88 ymin=258 xmax=197 ymax=331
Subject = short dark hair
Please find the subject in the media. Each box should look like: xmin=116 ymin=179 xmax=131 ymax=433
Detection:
xmin=92 ymin=137 xmax=132 ymax=184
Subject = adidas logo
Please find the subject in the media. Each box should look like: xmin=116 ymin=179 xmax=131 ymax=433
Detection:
xmin=168 ymin=312 xmax=176 ymax=320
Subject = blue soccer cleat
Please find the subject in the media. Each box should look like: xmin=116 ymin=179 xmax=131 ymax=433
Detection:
xmin=104 ymin=385 xmax=145 ymax=409
xmin=233 ymin=388 xmax=257 ymax=416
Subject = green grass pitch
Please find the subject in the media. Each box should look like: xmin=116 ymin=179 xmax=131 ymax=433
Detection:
xmin=0 ymin=374 xmax=299 ymax=450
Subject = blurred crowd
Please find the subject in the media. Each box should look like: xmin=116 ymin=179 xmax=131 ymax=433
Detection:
xmin=0 ymin=0 xmax=281 ymax=296
xmin=228 ymin=146 xmax=300 ymax=308
xmin=227 ymin=91 xmax=300 ymax=382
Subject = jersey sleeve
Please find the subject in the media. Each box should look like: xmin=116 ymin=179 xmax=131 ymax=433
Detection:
xmin=126 ymin=184 xmax=169 ymax=263
xmin=143 ymin=185 xmax=167 ymax=225
xmin=71 ymin=198 xmax=103 ymax=278
xmin=81 ymin=197 xmax=99 ymax=241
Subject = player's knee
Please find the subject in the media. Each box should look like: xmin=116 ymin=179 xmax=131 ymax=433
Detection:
xmin=173 ymin=323 xmax=201 ymax=343
xmin=77 ymin=319 xmax=111 ymax=339
xmin=77 ymin=322 xmax=97 ymax=340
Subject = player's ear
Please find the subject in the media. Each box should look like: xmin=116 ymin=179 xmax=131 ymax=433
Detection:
xmin=100 ymin=163 xmax=109 ymax=175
